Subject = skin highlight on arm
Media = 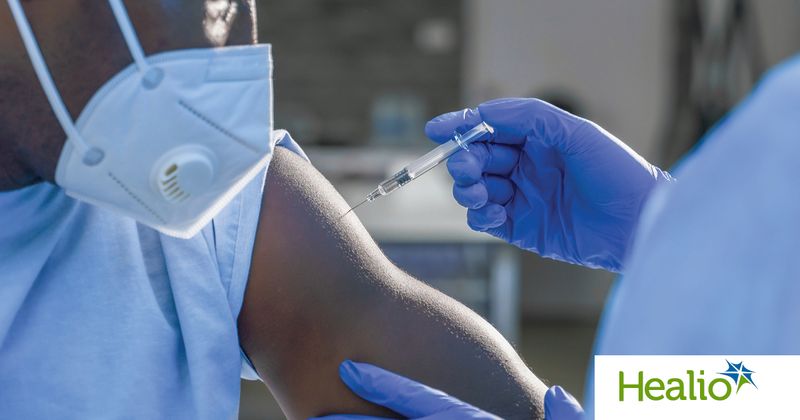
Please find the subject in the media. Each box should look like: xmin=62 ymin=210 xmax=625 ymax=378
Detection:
xmin=239 ymin=147 xmax=547 ymax=419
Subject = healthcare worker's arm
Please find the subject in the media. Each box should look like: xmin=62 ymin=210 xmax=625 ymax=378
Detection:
xmin=426 ymin=98 xmax=673 ymax=272
xmin=238 ymin=147 xmax=547 ymax=420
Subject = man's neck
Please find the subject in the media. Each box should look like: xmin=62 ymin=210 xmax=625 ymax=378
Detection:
xmin=0 ymin=157 xmax=42 ymax=191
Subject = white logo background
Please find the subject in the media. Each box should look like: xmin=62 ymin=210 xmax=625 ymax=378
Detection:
xmin=595 ymin=355 xmax=800 ymax=419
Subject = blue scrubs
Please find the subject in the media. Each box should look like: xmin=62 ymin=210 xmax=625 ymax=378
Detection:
xmin=0 ymin=132 xmax=302 ymax=419
xmin=584 ymin=54 xmax=800 ymax=418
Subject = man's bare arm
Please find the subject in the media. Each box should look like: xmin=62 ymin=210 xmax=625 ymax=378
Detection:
xmin=239 ymin=147 xmax=547 ymax=419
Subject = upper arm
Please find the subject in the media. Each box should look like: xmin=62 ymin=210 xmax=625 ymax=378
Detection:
xmin=238 ymin=147 xmax=546 ymax=419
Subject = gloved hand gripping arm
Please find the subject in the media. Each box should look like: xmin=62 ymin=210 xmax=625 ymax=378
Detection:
xmin=312 ymin=361 xmax=585 ymax=420
xmin=426 ymin=98 xmax=672 ymax=272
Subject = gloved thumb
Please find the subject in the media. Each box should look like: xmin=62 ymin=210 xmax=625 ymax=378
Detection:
xmin=544 ymin=386 xmax=585 ymax=420
xmin=425 ymin=108 xmax=484 ymax=143
xmin=477 ymin=98 xmax=586 ymax=148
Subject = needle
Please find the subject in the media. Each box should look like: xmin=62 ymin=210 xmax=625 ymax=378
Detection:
xmin=341 ymin=198 xmax=368 ymax=218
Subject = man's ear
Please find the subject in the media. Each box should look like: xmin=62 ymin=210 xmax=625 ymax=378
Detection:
xmin=203 ymin=0 xmax=240 ymax=46
xmin=201 ymin=0 xmax=258 ymax=46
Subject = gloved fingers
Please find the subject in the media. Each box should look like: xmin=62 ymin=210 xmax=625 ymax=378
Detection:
xmin=544 ymin=386 xmax=585 ymax=420
xmin=447 ymin=144 xmax=519 ymax=186
xmin=482 ymin=143 xmax=520 ymax=175
xmin=478 ymin=98 xmax=584 ymax=149
xmin=338 ymin=360 xmax=463 ymax=418
xmin=447 ymin=149 xmax=483 ymax=186
xmin=453 ymin=183 xmax=488 ymax=209
xmin=452 ymin=176 xmax=513 ymax=209
xmin=476 ymin=98 xmax=534 ymax=144
xmin=467 ymin=203 xmax=507 ymax=231
xmin=425 ymin=108 xmax=484 ymax=144
xmin=485 ymin=176 xmax=514 ymax=205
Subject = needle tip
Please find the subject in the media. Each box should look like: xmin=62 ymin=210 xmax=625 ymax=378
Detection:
xmin=341 ymin=198 xmax=368 ymax=219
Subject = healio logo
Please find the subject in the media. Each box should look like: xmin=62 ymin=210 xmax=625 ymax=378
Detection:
xmin=618 ymin=360 xmax=757 ymax=402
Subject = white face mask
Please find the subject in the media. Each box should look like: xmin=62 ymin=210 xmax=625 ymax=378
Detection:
xmin=8 ymin=0 xmax=274 ymax=238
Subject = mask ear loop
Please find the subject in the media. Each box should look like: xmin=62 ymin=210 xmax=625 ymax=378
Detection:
xmin=6 ymin=0 xmax=104 ymax=165
xmin=107 ymin=0 xmax=164 ymax=89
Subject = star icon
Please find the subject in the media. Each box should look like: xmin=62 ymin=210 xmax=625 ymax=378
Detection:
xmin=719 ymin=360 xmax=757 ymax=393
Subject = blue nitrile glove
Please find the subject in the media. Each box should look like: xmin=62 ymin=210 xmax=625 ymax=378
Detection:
xmin=544 ymin=386 xmax=584 ymax=420
xmin=425 ymin=98 xmax=672 ymax=272
xmin=309 ymin=360 xmax=501 ymax=419
xmin=310 ymin=361 xmax=585 ymax=420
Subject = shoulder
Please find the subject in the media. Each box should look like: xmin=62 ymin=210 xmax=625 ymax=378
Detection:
xmin=635 ymin=53 xmax=800 ymax=270
xmin=668 ymin=53 xmax=800 ymax=199
xmin=596 ymin=55 xmax=800 ymax=354
xmin=756 ymin=53 xmax=800 ymax=99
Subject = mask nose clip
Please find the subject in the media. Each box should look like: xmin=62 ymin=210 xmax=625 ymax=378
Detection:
xmin=142 ymin=67 xmax=164 ymax=90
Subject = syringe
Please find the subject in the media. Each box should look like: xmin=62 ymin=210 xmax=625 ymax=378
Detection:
xmin=345 ymin=122 xmax=494 ymax=215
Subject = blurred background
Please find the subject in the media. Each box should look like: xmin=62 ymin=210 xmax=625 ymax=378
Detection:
xmin=240 ymin=0 xmax=800 ymax=417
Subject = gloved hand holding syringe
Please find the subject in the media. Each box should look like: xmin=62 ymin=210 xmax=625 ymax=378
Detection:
xmin=344 ymin=122 xmax=495 ymax=215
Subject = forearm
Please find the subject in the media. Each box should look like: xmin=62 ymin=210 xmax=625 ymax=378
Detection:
xmin=239 ymin=147 xmax=546 ymax=419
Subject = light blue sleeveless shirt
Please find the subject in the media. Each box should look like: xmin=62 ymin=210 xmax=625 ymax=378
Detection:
xmin=0 ymin=132 xmax=303 ymax=419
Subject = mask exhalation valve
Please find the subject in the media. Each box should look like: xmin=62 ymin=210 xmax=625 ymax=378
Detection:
xmin=155 ymin=149 xmax=216 ymax=203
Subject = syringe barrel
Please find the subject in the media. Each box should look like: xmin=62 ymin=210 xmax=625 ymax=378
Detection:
xmin=404 ymin=140 xmax=460 ymax=178
xmin=366 ymin=122 xmax=494 ymax=204
xmin=367 ymin=169 xmax=413 ymax=201
xmin=405 ymin=122 xmax=493 ymax=178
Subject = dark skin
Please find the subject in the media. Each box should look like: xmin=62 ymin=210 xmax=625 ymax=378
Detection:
xmin=1 ymin=1 xmax=547 ymax=418
xmin=0 ymin=0 xmax=218 ymax=188
xmin=242 ymin=147 xmax=545 ymax=418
